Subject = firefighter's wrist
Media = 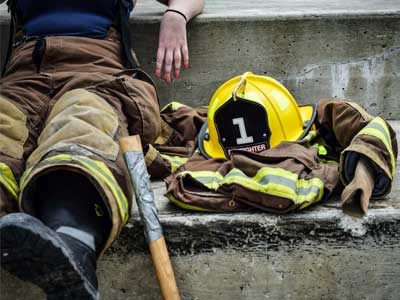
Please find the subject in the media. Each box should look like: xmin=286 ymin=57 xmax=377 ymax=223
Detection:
xmin=164 ymin=9 xmax=188 ymax=23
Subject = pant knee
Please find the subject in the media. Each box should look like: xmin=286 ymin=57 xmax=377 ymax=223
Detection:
xmin=27 ymin=89 xmax=120 ymax=168
xmin=0 ymin=96 xmax=29 ymax=160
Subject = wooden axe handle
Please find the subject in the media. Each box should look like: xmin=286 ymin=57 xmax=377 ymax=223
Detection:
xmin=119 ymin=135 xmax=143 ymax=152
xmin=150 ymin=237 xmax=180 ymax=300
xmin=119 ymin=135 xmax=180 ymax=300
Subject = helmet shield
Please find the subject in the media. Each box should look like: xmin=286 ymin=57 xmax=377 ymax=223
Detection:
xmin=214 ymin=96 xmax=271 ymax=158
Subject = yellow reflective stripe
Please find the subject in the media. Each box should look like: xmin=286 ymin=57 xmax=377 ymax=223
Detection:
xmin=183 ymin=167 xmax=324 ymax=206
xmin=302 ymin=130 xmax=318 ymax=143
xmin=0 ymin=163 xmax=19 ymax=199
xmin=95 ymin=203 xmax=105 ymax=217
xmin=0 ymin=175 xmax=17 ymax=199
xmin=144 ymin=144 xmax=159 ymax=167
xmin=299 ymin=197 xmax=319 ymax=210
xmin=166 ymin=193 xmax=210 ymax=212
xmin=19 ymin=166 xmax=32 ymax=190
xmin=0 ymin=163 xmax=19 ymax=194
xmin=77 ymin=158 xmax=129 ymax=224
xmin=160 ymin=154 xmax=188 ymax=172
xmin=180 ymin=170 xmax=224 ymax=190
xmin=358 ymin=126 xmax=395 ymax=175
xmin=319 ymin=158 xmax=337 ymax=164
xmin=357 ymin=117 xmax=395 ymax=176
xmin=171 ymin=102 xmax=185 ymax=111
xmin=224 ymin=168 xmax=324 ymax=205
xmin=317 ymin=144 xmax=328 ymax=156
xmin=160 ymin=101 xmax=186 ymax=113
xmin=22 ymin=154 xmax=129 ymax=224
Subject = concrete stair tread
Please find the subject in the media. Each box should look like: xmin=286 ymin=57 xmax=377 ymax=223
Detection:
xmin=120 ymin=120 xmax=400 ymax=256
xmin=1 ymin=1 xmax=399 ymax=22
xmin=133 ymin=0 xmax=400 ymax=20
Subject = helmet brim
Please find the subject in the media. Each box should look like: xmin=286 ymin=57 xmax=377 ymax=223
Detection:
xmin=298 ymin=103 xmax=318 ymax=140
xmin=198 ymin=122 xmax=213 ymax=159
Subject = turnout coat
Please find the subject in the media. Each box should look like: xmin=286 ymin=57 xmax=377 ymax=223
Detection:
xmin=146 ymin=100 xmax=397 ymax=213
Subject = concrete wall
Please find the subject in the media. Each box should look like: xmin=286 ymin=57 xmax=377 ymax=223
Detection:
xmin=131 ymin=17 xmax=400 ymax=119
xmin=1 ymin=15 xmax=399 ymax=119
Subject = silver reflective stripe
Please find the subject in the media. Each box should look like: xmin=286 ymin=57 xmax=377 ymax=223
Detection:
xmin=365 ymin=122 xmax=391 ymax=146
xmin=57 ymin=226 xmax=95 ymax=251
xmin=192 ymin=176 xmax=223 ymax=185
xmin=257 ymin=174 xmax=321 ymax=196
xmin=227 ymin=170 xmax=322 ymax=197
xmin=194 ymin=170 xmax=322 ymax=197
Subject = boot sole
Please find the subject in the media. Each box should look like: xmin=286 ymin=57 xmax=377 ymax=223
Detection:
xmin=0 ymin=213 xmax=98 ymax=300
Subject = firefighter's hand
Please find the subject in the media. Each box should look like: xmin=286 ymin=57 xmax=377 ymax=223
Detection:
xmin=156 ymin=11 xmax=188 ymax=83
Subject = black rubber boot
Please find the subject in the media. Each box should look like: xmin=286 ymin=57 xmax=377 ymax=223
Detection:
xmin=0 ymin=213 xmax=98 ymax=300
xmin=36 ymin=170 xmax=111 ymax=253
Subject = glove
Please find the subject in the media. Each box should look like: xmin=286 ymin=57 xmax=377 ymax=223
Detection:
xmin=341 ymin=157 xmax=374 ymax=218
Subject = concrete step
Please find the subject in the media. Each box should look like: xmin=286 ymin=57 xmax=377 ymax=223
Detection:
xmin=0 ymin=1 xmax=399 ymax=299
xmin=1 ymin=1 xmax=400 ymax=118
xmin=1 ymin=120 xmax=400 ymax=300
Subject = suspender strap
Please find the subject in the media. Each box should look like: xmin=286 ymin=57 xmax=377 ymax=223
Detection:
xmin=117 ymin=0 xmax=139 ymax=70
xmin=1 ymin=0 xmax=18 ymax=77
xmin=2 ymin=0 xmax=140 ymax=74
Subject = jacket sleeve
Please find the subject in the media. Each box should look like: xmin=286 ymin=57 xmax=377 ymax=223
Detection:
xmin=145 ymin=102 xmax=208 ymax=178
xmin=316 ymin=99 xmax=398 ymax=198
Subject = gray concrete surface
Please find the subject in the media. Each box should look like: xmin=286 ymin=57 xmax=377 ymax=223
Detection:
xmin=3 ymin=245 xmax=400 ymax=300
xmin=0 ymin=2 xmax=400 ymax=299
xmin=1 ymin=121 xmax=400 ymax=299
xmin=1 ymin=1 xmax=399 ymax=21
xmin=0 ymin=1 xmax=399 ymax=118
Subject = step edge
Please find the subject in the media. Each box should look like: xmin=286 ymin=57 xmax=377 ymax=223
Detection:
xmin=0 ymin=10 xmax=399 ymax=25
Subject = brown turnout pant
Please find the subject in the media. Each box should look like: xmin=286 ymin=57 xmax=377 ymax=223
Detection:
xmin=0 ymin=30 xmax=161 ymax=253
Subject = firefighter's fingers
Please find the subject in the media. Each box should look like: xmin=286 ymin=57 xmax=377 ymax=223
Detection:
xmin=173 ymin=48 xmax=182 ymax=79
xmin=163 ymin=49 xmax=174 ymax=83
xmin=157 ymin=11 xmax=188 ymax=81
xmin=155 ymin=47 xmax=165 ymax=78
xmin=182 ymin=44 xmax=189 ymax=69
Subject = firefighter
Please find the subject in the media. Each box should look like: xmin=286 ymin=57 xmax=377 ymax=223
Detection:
xmin=0 ymin=0 xmax=204 ymax=299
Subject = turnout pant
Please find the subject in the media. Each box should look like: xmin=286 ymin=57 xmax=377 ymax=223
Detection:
xmin=0 ymin=31 xmax=161 ymax=254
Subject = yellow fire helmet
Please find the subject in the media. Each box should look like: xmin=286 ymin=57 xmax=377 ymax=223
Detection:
xmin=198 ymin=72 xmax=317 ymax=159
